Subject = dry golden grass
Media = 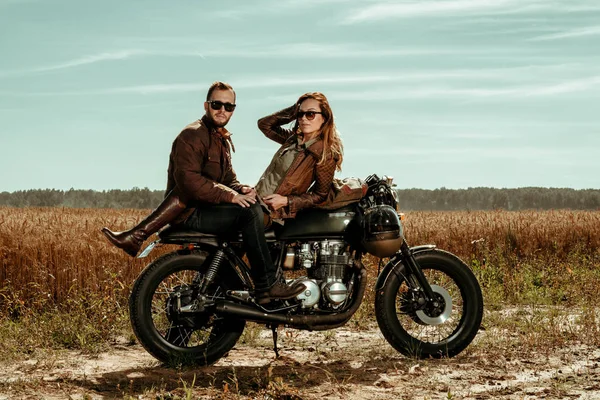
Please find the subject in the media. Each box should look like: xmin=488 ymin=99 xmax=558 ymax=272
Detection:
xmin=1 ymin=207 xmax=599 ymax=311
xmin=0 ymin=206 xmax=599 ymax=373
xmin=403 ymin=209 xmax=600 ymax=259
xmin=0 ymin=207 xmax=182 ymax=355
xmin=0 ymin=207 xmax=152 ymax=310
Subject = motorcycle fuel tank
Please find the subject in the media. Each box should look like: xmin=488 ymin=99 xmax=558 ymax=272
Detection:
xmin=278 ymin=205 xmax=358 ymax=240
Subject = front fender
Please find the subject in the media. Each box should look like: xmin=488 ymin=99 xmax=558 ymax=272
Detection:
xmin=374 ymin=244 xmax=437 ymax=291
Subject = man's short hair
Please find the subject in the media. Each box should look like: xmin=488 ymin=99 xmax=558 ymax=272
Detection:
xmin=206 ymin=81 xmax=235 ymax=101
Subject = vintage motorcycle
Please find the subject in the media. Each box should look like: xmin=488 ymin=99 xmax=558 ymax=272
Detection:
xmin=129 ymin=174 xmax=484 ymax=365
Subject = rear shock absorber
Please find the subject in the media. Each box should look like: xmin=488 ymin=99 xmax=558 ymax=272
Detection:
xmin=198 ymin=248 xmax=225 ymax=295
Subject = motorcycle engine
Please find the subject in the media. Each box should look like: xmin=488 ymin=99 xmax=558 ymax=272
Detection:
xmin=286 ymin=240 xmax=352 ymax=310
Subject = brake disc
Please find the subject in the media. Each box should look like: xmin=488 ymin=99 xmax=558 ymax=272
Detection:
xmin=415 ymin=285 xmax=453 ymax=326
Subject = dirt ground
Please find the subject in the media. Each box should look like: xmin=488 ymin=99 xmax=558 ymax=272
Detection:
xmin=1 ymin=322 xmax=599 ymax=400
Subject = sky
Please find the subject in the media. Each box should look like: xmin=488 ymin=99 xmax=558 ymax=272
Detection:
xmin=1 ymin=0 xmax=599 ymax=192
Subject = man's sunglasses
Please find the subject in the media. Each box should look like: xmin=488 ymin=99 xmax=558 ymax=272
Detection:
xmin=208 ymin=100 xmax=236 ymax=112
xmin=296 ymin=111 xmax=323 ymax=121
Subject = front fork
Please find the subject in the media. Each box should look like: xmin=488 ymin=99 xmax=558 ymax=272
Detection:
xmin=399 ymin=241 xmax=436 ymax=301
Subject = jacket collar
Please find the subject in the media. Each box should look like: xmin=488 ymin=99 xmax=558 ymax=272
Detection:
xmin=304 ymin=135 xmax=325 ymax=158
xmin=201 ymin=115 xmax=235 ymax=152
xmin=285 ymin=133 xmax=324 ymax=158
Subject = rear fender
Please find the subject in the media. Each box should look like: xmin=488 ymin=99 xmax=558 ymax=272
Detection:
xmin=137 ymin=239 xmax=161 ymax=258
xmin=375 ymin=245 xmax=437 ymax=291
xmin=137 ymin=239 xmax=220 ymax=259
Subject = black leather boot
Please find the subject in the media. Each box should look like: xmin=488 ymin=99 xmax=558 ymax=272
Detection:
xmin=101 ymin=190 xmax=187 ymax=257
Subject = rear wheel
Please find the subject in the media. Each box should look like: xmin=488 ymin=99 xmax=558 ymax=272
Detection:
xmin=375 ymin=250 xmax=483 ymax=358
xmin=129 ymin=250 xmax=245 ymax=366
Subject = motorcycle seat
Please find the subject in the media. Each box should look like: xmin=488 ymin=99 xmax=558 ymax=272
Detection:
xmin=158 ymin=225 xmax=277 ymax=244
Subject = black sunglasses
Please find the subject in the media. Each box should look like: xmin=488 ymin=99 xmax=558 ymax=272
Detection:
xmin=297 ymin=111 xmax=323 ymax=121
xmin=208 ymin=100 xmax=236 ymax=112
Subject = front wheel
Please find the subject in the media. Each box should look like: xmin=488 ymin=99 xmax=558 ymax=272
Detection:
xmin=129 ymin=250 xmax=246 ymax=366
xmin=375 ymin=249 xmax=483 ymax=358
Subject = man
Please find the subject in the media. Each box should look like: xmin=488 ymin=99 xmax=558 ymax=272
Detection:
xmin=102 ymin=81 xmax=304 ymax=301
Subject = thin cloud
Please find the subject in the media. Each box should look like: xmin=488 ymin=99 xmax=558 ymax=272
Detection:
xmin=342 ymin=0 xmax=600 ymax=24
xmin=114 ymin=40 xmax=471 ymax=58
xmin=529 ymin=26 xmax=600 ymax=41
xmin=437 ymin=16 xmax=549 ymax=28
xmin=31 ymin=83 xmax=208 ymax=96
xmin=461 ymin=26 xmax=562 ymax=37
xmin=320 ymin=76 xmax=600 ymax=101
xmin=342 ymin=0 xmax=521 ymax=24
xmin=0 ymin=43 xmax=523 ymax=79
xmin=445 ymin=133 xmax=506 ymax=140
xmin=210 ymin=0 xmax=355 ymax=19
xmin=104 ymin=83 xmax=206 ymax=95
xmin=232 ymin=64 xmax=585 ymax=88
xmin=0 ymin=50 xmax=147 ymax=78
xmin=528 ymin=76 xmax=600 ymax=96
xmin=346 ymin=146 xmax=578 ymax=158
xmin=3 ymin=63 xmax=597 ymax=98
xmin=353 ymin=116 xmax=600 ymax=129
xmin=202 ymin=43 xmax=504 ymax=58
xmin=0 ymin=0 xmax=38 ymax=6
xmin=31 ymin=50 xmax=147 ymax=72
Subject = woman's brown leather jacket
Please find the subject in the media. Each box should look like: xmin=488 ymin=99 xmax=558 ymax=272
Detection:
xmin=257 ymin=106 xmax=337 ymax=219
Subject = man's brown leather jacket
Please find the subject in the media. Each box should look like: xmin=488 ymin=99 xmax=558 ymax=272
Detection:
xmin=257 ymin=106 xmax=337 ymax=219
xmin=166 ymin=115 xmax=243 ymax=205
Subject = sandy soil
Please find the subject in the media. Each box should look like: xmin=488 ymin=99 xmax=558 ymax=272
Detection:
xmin=1 ymin=323 xmax=599 ymax=400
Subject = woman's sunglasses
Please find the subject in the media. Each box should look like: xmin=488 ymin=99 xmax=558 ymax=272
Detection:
xmin=297 ymin=111 xmax=323 ymax=121
xmin=208 ymin=100 xmax=236 ymax=112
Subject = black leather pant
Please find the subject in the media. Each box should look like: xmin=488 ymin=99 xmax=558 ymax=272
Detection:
xmin=182 ymin=202 xmax=275 ymax=290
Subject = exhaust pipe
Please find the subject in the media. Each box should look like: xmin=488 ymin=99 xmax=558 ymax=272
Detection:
xmin=216 ymin=301 xmax=290 ymax=325
xmin=215 ymin=266 xmax=367 ymax=330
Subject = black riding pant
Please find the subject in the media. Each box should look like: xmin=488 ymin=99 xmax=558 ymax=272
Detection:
xmin=182 ymin=202 xmax=275 ymax=290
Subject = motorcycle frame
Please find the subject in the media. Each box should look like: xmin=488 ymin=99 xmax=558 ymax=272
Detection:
xmin=137 ymin=232 xmax=441 ymax=331
xmin=141 ymin=234 xmax=438 ymax=300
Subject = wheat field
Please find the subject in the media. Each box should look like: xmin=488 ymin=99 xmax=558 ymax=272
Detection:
xmin=0 ymin=207 xmax=599 ymax=311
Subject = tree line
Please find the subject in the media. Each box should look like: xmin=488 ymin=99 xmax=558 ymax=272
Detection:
xmin=397 ymin=187 xmax=600 ymax=211
xmin=0 ymin=188 xmax=164 ymax=210
xmin=1 ymin=187 xmax=599 ymax=210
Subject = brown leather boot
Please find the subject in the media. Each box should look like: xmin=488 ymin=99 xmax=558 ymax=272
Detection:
xmin=101 ymin=190 xmax=187 ymax=257
xmin=256 ymin=280 xmax=306 ymax=305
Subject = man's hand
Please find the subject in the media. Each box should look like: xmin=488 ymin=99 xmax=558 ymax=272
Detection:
xmin=231 ymin=193 xmax=256 ymax=208
xmin=263 ymin=194 xmax=288 ymax=211
xmin=240 ymin=185 xmax=257 ymax=199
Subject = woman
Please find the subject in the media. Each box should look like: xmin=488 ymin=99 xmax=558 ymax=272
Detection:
xmin=256 ymin=91 xmax=343 ymax=220
xmin=103 ymin=92 xmax=342 ymax=302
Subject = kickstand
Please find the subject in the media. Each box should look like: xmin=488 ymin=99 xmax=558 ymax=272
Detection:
xmin=270 ymin=324 xmax=280 ymax=358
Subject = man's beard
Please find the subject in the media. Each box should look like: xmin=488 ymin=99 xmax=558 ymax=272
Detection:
xmin=207 ymin=113 xmax=230 ymax=128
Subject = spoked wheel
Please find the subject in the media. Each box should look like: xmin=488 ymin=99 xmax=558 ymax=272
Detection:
xmin=129 ymin=250 xmax=245 ymax=366
xmin=376 ymin=249 xmax=483 ymax=358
